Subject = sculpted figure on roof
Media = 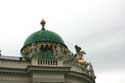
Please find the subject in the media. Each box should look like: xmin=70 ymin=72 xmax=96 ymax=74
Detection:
xmin=74 ymin=45 xmax=86 ymax=64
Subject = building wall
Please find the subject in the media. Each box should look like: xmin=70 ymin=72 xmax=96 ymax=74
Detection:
xmin=0 ymin=73 xmax=30 ymax=83
xmin=0 ymin=59 xmax=29 ymax=69
xmin=32 ymin=71 xmax=65 ymax=83
xmin=0 ymin=59 xmax=95 ymax=83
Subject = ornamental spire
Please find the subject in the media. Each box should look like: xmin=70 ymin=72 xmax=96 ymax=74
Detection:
xmin=40 ymin=19 xmax=46 ymax=30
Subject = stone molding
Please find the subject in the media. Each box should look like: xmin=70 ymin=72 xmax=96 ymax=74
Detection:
xmin=27 ymin=65 xmax=71 ymax=72
xmin=67 ymin=71 xmax=95 ymax=83
xmin=0 ymin=65 xmax=95 ymax=83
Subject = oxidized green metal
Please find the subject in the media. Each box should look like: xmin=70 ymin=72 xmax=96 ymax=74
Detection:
xmin=23 ymin=30 xmax=65 ymax=47
xmin=39 ymin=47 xmax=54 ymax=59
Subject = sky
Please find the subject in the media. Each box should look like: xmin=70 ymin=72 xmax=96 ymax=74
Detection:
xmin=0 ymin=0 xmax=124 ymax=83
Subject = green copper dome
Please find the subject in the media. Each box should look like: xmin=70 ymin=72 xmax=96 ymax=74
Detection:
xmin=23 ymin=30 xmax=65 ymax=47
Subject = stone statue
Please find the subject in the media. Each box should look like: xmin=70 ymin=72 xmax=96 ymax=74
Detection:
xmin=88 ymin=63 xmax=96 ymax=79
xmin=30 ymin=43 xmax=38 ymax=58
xmin=0 ymin=50 xmax=1 ymax=56
xmin=75 ymin=45 xmax=81 ymax=53
xmin=74 ymin=45 xmax=86 ymax=64
xmin=52 ymin=46 xmax=56 ymax=58
xmin=63 ymin=50 xmax=75 ymax=65
xmin=75 ymin=45 xmax=86 ymax=54
xmin=56 ymin=45 xmax=64 ymax=59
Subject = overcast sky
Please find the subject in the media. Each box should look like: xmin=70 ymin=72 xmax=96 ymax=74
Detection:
xmin=0 ymin=0 xmax=124 ymax=83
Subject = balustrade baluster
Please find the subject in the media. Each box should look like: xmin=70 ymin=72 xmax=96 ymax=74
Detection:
xmin=37 ymin=59 xmax=57 ymax=66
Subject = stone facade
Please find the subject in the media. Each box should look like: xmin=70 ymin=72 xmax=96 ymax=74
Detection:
xmin=0 ymin=55 xmax=95 ymax=83
xmin=0 ymin=20 xmax=96 ymax=83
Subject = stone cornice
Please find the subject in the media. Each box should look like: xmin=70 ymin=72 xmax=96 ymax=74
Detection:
xmin=0 ymin=67 xmax=27 ymax=74
xmin=27 ymin=65 xmax=71 ymax=72
xmin=0 ymin=65 xmax=71 ymax=74
xmin=0 ymin=59 xmax=30 ymax=63
xmin=0 ymin=66 xmax=95 ymax=83
xmin=67 ymin=71 xmax=95 ymax=83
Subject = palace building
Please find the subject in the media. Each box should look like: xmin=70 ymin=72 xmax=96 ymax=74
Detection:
xmin=0 ymin=19 xmax=96 ymax=83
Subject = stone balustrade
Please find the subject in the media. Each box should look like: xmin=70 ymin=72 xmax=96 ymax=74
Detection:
xmin=38 ymin=59 xmax=57 ymax=66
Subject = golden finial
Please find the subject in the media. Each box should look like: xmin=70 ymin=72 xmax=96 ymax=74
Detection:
xmin=40 ymin=19 xmax=46 ymax=30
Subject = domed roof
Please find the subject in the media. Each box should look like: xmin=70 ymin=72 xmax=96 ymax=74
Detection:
xmin=23 ymin=29 xmax=65 ymax=47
